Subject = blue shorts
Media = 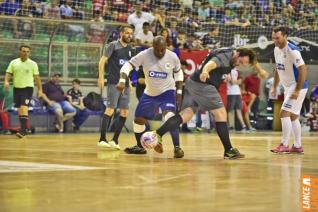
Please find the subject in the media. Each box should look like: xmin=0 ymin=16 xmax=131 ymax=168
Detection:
xmin=135 ymin=90 xmax=176 ymax=119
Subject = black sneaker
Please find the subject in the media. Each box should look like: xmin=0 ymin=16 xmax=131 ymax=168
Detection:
xmin=16 ymin=131 xmax=26 ymax=138
xmin=224 ymin=148 xmax=245 ymax=159
xmin=124 ymin=145 xmax=147 ymax=154
xmin=174 ymin=146 xmax=184 ymax=158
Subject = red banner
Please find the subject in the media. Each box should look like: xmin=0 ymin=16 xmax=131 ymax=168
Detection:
xmin=180 ymin=49 xmax=209 ymax=77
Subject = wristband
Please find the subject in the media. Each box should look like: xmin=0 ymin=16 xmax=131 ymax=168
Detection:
xmin=119 ymin=78 xmax=126 ymax=83
xmin=177 ymin=89 xmax=182 ymax=94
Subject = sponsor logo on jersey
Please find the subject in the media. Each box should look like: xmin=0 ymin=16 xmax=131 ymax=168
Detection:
xmin=149 ymin=71 xmax=168 ymax=79
xmin=119 ymin=59 xmax=128 ymax=65
xmin=166 ymin=103 xmax=175 ymax=108
xmin=283 ymin=103 xmax=292 ymax=109
xmin=165 ymin=63 xmax=172 ymax=70
xmin=276 ymin=63 xmax=285 ymax=71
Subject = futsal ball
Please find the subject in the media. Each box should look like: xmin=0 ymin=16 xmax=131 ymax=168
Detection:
xmin=141 ymin=131 xmax=158 ymax=149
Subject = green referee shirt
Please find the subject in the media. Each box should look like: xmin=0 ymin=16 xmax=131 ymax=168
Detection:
xmin=6 ymin=58 xmax=39 ymax=88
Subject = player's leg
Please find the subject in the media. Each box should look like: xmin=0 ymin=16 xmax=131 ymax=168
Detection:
xmin=15 ymin=87 xmax=33 ymax=138
xmin=289 ymin=89 xmax=308 ymax=154
xmin=109 ymin=87 xmax=130 ymax=149
xmin=124 ymin=94 xmax=156 ymax=154
xmin=98 ymin=84 xmax=119 ymax=147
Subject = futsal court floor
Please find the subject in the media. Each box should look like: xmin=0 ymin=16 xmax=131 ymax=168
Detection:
xmin=0 ymin=131 xmax=317 ymax=212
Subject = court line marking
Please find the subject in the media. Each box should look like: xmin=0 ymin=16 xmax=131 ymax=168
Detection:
xmin=0 ymin=160 xmax=104 ymax=173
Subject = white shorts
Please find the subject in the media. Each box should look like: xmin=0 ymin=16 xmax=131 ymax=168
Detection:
xmin=281 ymin=86 xmax=308 ymax=115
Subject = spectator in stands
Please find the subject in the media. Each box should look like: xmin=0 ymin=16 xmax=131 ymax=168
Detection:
xmin=0 ymin=0 xmax=20 ymax=16
xmin=60 ymin=0 xmax=73 ymax=19
xmin=127 ymin=3 xmax=154 ymax=36
xmin=152 ymin=6 xmax=165 ymax=36
xmin=198 ymin=1 xmax=210 ymax=21
xmin=160 ymin=28 xmax=173 ymax=50
xmin=13 ymin=0 xmax=35 ymax=39
xmin=87 ymin=10 xmax=105 ymax=43
xmin=201 ymin=24 xmax=220 ymax=50
xmin=136 ymin=22 xmax=154 ymax=49
xmin=41 ymin=72 xmax=76 ymax=133
xmin=176 ymin=30 xmax=188 ymax=49
xmin=66 ymin=79 xmax=89 ymax=132
xmin=242 ymin=70 xmax=261 ymax=121
xmin=44 ymin=0 xmax=61 ymax=19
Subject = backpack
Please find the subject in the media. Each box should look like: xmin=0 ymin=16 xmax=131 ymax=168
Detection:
xmin=84 ymin=92 xmax=105 ymax=111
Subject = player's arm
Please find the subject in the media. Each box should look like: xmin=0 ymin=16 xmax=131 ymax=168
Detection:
xmin=4 ymin=72 xmax=12 ymax=91
xmin=291 ymin=50 xmax=307 ymax=99
xmin=271 ymin=69 xmax=280 ymax=98
xmin=199 ymin=60 xmax=217 ymax=82
xmin=34 ymin=74 xmax=43 ymax=97
xmin=174 ymin=69 xmax=184 ymax=110
xmin=98 ymin=55 xmax=108 ymax=89
xmin=252 ymin=62 xmax=269 ymax=79
xmin=117 ymin=62 xmax=135 ymax=92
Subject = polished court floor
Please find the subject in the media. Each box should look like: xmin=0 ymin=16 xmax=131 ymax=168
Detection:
xmin=0 ymin=131 xmax=317 ymax=212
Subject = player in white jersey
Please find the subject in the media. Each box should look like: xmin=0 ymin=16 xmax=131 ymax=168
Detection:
xmin=270 ymin=26 xmax=308 ymax=154
xmin=117 ymin=36 xmax=185 ymax=158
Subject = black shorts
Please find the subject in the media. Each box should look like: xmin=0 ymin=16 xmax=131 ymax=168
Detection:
xmin=13 ymin=87 xmax=33 ymax=107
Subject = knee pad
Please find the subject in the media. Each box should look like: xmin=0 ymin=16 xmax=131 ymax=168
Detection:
xmin=163 ymin=111 xmax=175 ymax=122
xmin=133 ymin=122 xmax=146 ymax=133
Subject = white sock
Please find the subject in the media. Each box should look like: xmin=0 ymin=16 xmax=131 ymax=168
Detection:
xmin=291 ymin=119 xmax=302 ymax=148
xmin=281 ymin=117 xmax=292 ymax=147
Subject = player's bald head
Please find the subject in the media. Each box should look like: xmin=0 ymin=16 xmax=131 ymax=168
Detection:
xmin=153 ymin=36 xmax=167 ymax=59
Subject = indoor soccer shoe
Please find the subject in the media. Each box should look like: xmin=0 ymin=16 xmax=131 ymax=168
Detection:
xmin=289 ymin=145 xmax=304 ymax=154
xmin=97 ymin=140 xmax=111 ymax=148
xmin=270 ymin=143 xmax=289 ymax=154
xmin=124 ymin=145 xmax=147 ymax=154
xmin=109 ymin=141 xmax=121 ymax=150
xmin=174 ymin=146 xmax=184 ymax=158
xmin=224 ymin=148 xmax=245 ymax=159
xmin=16 ymin=132 xmax=26 ymax=139
xmin=153 ymin=132 xmax=163 ymax=153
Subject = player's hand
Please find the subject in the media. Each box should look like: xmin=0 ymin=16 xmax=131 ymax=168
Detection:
xmin=290 ymin=90 xmax=300 ymax=100
xmin=270 ymin=87 xmax=277 ymax=98
xmin=199 ymin=71 xmax=209 ymax=82
xmin=98 ymin=78 xmax=105 ymax=89
xmin=116 ymin=82 xmax=125 ymax=93
xmin=176 ymin=94 xmax=182 ymax=111
xmin=4 ymin=81 xmax=10 ymax=91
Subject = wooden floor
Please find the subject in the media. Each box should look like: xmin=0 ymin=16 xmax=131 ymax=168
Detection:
xmin=0 ymin=131 xmax=317 ymax=212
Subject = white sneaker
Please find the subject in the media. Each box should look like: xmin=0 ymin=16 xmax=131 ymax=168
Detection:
xmin=109 ymin=141 xmax=121 ymax=150
xmin=98 ymin=140 xmax=111 ymax=148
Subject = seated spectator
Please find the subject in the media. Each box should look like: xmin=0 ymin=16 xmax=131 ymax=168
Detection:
xmin=135 ymin=22 xmax=153 ymax=49
xmin=200 ymin=24 xmax=220 ymax=49
xmin=13 ymin=0 xmax=35 ymax=40
xmin=87 ymin=10 xmax=105 ymax=44
xmin=44 ymin=0 xmax=61 ymax=19
xmin=66 ymin=79 xmax=89 ymax=132
xmin=41 ymin=72 xmax=76 ymax=133
xmin=0 ymin=0 xmax=20 ymax=16
xmin=60 ymin=0 xmax=73 ymax=19
xmin=160 ymin=28 xmax=173 ymax=50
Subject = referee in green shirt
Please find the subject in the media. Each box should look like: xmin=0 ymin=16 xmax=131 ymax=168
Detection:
xmin=4 ymin=45 xmax=43 ymax=138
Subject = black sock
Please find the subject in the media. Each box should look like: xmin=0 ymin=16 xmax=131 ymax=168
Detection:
xmin=157 ymin=114 xmax=183 ymax=137
xmin=100 ymin=114 xmax=112 ymax=141
xmin=135 ymin=130 xmax=146 ymax=148
xmin=19 ymin=115 xmax=28 ymax=134
xmin=112 ymin=116 xmax=126 ymax=144
xmin=215 ymin=122 xmax=233 ymax=152
xmin=169 ymin=129 xmax=180 ymax=147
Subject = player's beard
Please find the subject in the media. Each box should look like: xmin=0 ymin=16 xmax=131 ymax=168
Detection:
xmin=122 ymin=36 xmax=132 ymax=44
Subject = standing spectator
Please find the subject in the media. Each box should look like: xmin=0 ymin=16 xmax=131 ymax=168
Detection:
xmin=60 ymin=0 xmax=73 ymax=19
xmin=66 ymin=79 xmax=89 ymax=132
xmin=13 ymin=0 xmax=35 ymax=40
xmin=270 ymin=26 xmax=308 ymax=154
xmin=127 ymin=3 xmax=154 ymax=36
xmin=97 ymin=25 xmax=135 ymax=150
xmin=136 ymin=22 xmax=154 ymax=50
xmin=41 ymin=72 xmax=76 ymax=133
xmin=226 ymin=67 xmax=246 ymax=131
xmin=4 ymin=44 xmax=43 ymax=138
xmin=242 ymin=70 xmax=261 ymax=120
